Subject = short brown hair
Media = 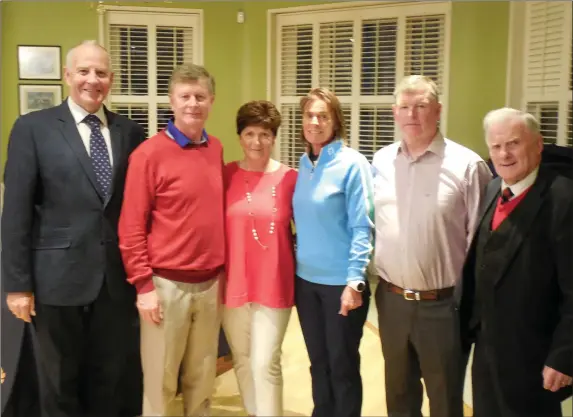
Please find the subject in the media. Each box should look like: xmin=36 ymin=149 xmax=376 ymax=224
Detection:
xmin=299 ymin=87 xmax=346 ymax=147
xmin=169 ymin=63 xmax=215 ymax=95
xmin=236 ymin=100 xmax=282 ymax=136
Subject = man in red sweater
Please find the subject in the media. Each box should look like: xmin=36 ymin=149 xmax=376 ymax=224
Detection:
xmin=118 ymin=64 xmax=225 ymax=416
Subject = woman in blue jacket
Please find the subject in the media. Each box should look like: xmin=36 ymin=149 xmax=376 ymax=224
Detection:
xmin=293 ymin=87 xmax=374 ymax=417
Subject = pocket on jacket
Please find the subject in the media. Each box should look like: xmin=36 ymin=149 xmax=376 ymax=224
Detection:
xmin=32 ymin=237 xmax=71 ymax=250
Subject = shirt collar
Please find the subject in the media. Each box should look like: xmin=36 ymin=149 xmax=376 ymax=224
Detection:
xmin=397 ymin=131 xmax=445 ymax=160
xmin=165 ymin=119 xmax=208 ymax=147
xmin=312 ymin=139 xmax=343 ymax=163
xmin=501 ymin=166 xmax=539 ymax=198
xmin=67 ymin=97 xmax=107 ymax=127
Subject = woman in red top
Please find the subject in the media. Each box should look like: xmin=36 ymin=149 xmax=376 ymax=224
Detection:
xmin=223 ymin=101 xmax=297 ymax=417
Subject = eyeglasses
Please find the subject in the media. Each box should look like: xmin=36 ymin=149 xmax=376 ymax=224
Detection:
xmin=303 ymin=112 xmax=332 ymax=123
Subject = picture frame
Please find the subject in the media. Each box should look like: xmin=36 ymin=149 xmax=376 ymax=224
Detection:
xmin=17 ymin=45 xmax=62 ymax=80
xmin=19 ymin=84 xmax=63 ymax=115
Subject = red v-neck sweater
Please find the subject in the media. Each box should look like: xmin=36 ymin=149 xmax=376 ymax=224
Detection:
xmin=119 ymin=131 xmax=225 ymax=294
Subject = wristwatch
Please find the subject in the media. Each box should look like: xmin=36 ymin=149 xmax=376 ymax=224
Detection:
xmin=347 ymin=280 xmax=366 ymax=292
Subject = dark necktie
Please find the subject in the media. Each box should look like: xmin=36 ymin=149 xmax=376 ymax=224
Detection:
xmin=500 ymin=187 xmax=514 ymax=204
xmin=83 ymin=114 xmax=112 ymax=197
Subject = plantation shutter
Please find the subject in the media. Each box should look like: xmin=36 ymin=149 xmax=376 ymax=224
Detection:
xmin=104 ymin=10 xmax=201 ymax=136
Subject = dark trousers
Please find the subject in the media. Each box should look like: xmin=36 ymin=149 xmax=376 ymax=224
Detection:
xmin=33 ymin=283 xmax=139 ymax=417
xmin=2 ymin=324 xmax=41 ymax=417
xmin=472 ymin=336 xmax=563 ymax=417
xmin=295 ymin=277 xmax=370 ymax=417
xmin=375 ymin=284 xmax=464 ymax=417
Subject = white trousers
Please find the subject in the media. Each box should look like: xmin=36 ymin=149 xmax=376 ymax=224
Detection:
xmin=140 ymin=276 xmax=221 ymax=416
xmin=222 ymin=303 xmax=292 ymax=416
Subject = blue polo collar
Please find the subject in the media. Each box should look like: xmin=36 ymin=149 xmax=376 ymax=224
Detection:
xmin=166 ymin=119 xmax=209 ymax=147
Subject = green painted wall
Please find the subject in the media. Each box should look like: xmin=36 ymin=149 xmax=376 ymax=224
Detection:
xmin=449 ymin=1 xmax=509 ymax=157
xmin=0 ymin=1 xmax=250 ymax=167
xmin=1 ymin=0 xmax=509 ymax=174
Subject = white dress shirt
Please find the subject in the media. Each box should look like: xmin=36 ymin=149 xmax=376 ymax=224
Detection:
xmin=501 ymin=166 xmax=539 ymax=200
xmin=67 ymin=98 xmax=113 ymax=166
xmin=372 ymin=133 xmax=492 ymax=291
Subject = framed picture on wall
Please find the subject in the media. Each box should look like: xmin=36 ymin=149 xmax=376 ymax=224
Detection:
xmin=17 ymin=45 xmax=62 ymax=80
xmin=19 ymin=84 xmax=63 ymax=115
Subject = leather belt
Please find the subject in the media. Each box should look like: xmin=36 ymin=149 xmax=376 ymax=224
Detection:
xmin=379 ymin=277 xmax=454 ymax=301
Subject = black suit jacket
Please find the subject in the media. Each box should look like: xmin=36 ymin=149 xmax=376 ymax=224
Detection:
xmin=460 ymin=167 xmax=573 ymax=405
xmin=1 ymin=101 xmax=146 ymax=306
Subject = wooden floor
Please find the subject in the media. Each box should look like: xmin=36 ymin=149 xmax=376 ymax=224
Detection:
xmin=210 ymin=308 xmax=473 ymax=416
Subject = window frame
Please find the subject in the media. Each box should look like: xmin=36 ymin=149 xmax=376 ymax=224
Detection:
xmin=266 ymin=1 xmax=452 ymax=163
xmin=98 ymin=5 xmax=204 ymax=135
xmin=505 ymin=1 xmax=572 ymax=146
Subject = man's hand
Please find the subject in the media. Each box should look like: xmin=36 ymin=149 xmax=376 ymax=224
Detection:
xmin=543 ymin=366 xmax=572 ymax=392
xmin=339 ymin=286 xmax=363 ymax=316
xmin=7 ymin=292 xmax=35 ymax=323
xmin=136 ymin=290 xmax=163 ymax=325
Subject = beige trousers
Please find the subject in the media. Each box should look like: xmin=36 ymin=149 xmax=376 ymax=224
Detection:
xmin=141 ymin=275 xmax=221 ymax=417
xmin=222 ymin=303 xmax=292 ymax=416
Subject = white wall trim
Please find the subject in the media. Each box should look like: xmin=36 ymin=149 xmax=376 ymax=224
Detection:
xmin=505 ymin=1 xmax=526 ymax=109
xmin=267 ymin=1 xmax=444 ymax=16
xmin=266 ymin=9 xmax=272 ymax=101
xmin=100 ymin=5 xmax=203 ymax=15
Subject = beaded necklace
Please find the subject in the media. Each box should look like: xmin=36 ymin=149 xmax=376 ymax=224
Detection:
xmin=243 ymin=174 xmax=277 ymax=250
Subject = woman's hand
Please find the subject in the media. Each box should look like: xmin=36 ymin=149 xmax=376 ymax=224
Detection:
xmin=339 ymin=286 xmax=363 ymax=316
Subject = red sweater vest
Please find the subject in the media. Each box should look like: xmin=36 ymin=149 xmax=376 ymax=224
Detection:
xmin=491 ymin=187 xmax=531 ymax=231
xmin=119 ymin=131 xmax=225 ymax=294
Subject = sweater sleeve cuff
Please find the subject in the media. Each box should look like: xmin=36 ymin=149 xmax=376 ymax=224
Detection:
xmin=134 ymin=277 xmax=155 ymax=294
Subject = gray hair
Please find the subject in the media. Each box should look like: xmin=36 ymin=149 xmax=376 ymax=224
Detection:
xmin=483 ymin=107 xmax=540 ymax=137
xmin=65 ymin=40 xmax=111 ymax=69
xmin=393 ymin=75 xmax=440 ymax=103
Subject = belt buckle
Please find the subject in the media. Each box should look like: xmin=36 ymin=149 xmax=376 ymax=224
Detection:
xmin=403 ymin=289 xmax=421 ymax=301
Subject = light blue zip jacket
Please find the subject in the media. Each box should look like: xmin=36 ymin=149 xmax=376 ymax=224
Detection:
xmin=293 ymin=140 xmax=374 ymax=286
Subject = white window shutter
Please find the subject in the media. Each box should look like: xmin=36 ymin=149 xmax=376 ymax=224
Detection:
xmin=522 ymin=1 xmax=572 ymax=146
xmin=358 ymin=105 xmax=394 ymax=162
xmin=567 ymin=102 xmax=573 ymax=146
xmin=525 ymin=2 xmax=566 ymax=97
xmin=109 ymin=104 xmax=150 ymax=136
xmin=361 ymin=18 xmax=398 ymax=96
xmin=342 ymin=104 xmax=351 ymax=143
xmin=404 ymin=15 xmax=445 ymax=90
xmin=274 ymin=4 xmax=449 ymax=164
xmin=104 ymin=9 xmax=201 ymax=136
xmin=279 ymin=104 xmax=304 ymax=169
xmin=280 ymin=24 xmax=313 ymax=96
xmin=526 ymin=102 xmax=559 ymax=145
xmin=156 ymin=26 xmax=194 ymax=96
xmin=109 ymin=25 xmax=149 ymax=96
xmin=319 ymin=21 xmax=354 ymax=95
xmin=157 ymin=103 xmax=173 ymax=132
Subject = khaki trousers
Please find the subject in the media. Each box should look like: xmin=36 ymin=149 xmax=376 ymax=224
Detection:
xmin=141 ymin=275 xmax=221 ymax=416
xmin=222 ymin=303 xmax=292 ymax=416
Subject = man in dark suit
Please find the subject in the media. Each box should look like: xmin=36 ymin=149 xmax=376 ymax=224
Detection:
xmin=1 ymin=40 xmax=146 ymax=416
xmin=460 ymin=107 xmax=573 ymax=417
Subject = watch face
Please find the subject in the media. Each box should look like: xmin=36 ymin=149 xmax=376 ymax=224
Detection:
xmin=357 ymin=282 xmax=365 ymax=291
